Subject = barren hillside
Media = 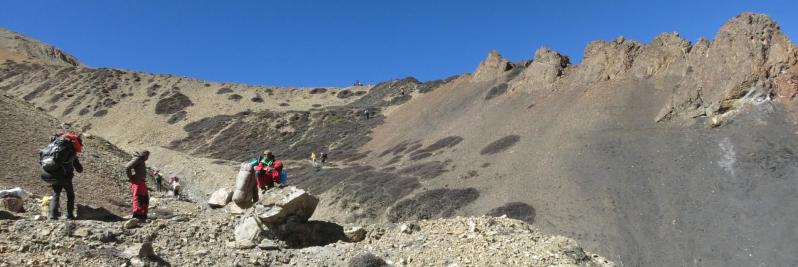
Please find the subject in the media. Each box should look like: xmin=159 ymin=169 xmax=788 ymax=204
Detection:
xmin=1 ymin=12 xmax=797 ymax=266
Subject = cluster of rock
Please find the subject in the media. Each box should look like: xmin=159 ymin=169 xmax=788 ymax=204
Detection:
xmin=207 ymin=185 xmax=368 ymax=250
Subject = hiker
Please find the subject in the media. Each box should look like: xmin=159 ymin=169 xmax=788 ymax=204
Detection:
xmin=250 ymin=150 xmax=284 ymax=191
xmin=125 ymin=150 xmax=150 ymax=221
xmin=39 ymin=133 xmax=83 ymax=220
xmin=170 ymin=175 xmax=181 ymax=197
xmin=363 ymin=109 xmax=370 ymax=120
xmin=320 ymin=152 xmax=328 ymax=164
xmin=310 ymin=152 xmax=317 ymax=167
xmin=153 ymin=170 xmax=163 ymax=192
xmin=354 ymin=80 xmax=362 ymax=87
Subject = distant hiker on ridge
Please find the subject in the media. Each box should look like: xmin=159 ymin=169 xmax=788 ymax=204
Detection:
xmin=320 ymin=151 xmax=328 ymax=165
xmin=251 ymin=150 xmax=284 ymax=191
xmin=39 ymin=133 xmax=83 ymax=220
xmin=125 ymin=150 xmax=150 ymax=221
xmin=310 ymin=152 xmax=317 ymax=167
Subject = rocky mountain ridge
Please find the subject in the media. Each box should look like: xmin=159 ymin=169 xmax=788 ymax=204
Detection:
xmin=0 ymin=28 xmax=80 ymax=67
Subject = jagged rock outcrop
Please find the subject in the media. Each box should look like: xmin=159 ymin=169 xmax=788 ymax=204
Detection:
xmin=663 ymin=13 xmax=797 ymax=121
xmin=472 ymin=50 xmax=516 ymax=82
xmin=514 ymin=47 xmax=570 ymax=91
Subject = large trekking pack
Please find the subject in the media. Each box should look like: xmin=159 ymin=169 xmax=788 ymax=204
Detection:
xmin=38 ymin=135 xmax=73 ymax=183
xmin=232 ymin=162 xmax=257 ymax=209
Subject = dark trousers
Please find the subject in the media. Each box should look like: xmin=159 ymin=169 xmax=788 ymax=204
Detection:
xmin=50 ymin=182 xmax=75 ymax=219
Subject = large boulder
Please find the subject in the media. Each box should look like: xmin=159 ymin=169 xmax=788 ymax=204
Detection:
xmin=207 ymin=188 xmax=233 ymax=208
xmin=255 ymin=186 xmax=319 ymax=224
xmin=234 ymin=216 xmax=264 ymax=243
xmin=0 ymin=197 xmax=24 ymax=213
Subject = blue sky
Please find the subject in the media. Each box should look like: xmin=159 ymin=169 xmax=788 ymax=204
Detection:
xmin=1 ymin=1 xmax=796 ymax=87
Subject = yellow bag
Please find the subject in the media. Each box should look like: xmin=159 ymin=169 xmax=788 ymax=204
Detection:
xmin=40 ymin=196 xmax=51 ymax=206
xmin=40 ymin=196 xmax=51 ymax=216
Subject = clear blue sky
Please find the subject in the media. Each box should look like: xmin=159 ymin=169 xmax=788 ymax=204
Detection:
xmin=1 ymin=1 xmax=796 ymax=87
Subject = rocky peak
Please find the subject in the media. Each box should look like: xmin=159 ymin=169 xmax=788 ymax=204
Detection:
xmin=532 ymin=47 xmax=570 ymax=68
xmin=577 ymin=37 xmax=643 ymax=81
xmin=715 ymin=13 xmax=780 ymax=43
xmin=650 ymin=32 xmax=692 ymax=53
xmin=472 ymin=50 xmax=514 ymax=82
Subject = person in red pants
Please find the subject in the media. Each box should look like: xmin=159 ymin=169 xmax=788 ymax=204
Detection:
xmin=125 ymin=150 xmax=150 ymax=221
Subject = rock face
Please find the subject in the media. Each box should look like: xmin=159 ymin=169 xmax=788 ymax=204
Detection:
xmin=207 ymin=188 xmax=232 ymax=208
xmin=255 ymin=186 xmax=319 ymax=224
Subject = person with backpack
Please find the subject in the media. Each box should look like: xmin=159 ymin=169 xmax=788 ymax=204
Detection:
xmin=250 ymin=150 xmax=283 ymax=191
xmin=320 ymin=151 xmax=328 ymax=164
xmin=125 ymin=150 xmax=150 ymax=221
xmin=39 ymin=133 xmax=83 ymax=220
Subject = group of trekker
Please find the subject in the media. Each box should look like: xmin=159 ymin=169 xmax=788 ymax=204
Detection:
xmin=38 ymin=132 xmax=289 ymax=222
xmin=309 ymin=151 xmax=328 ymax=167
xmin=151 ymin=169 xmax=180 ymax=195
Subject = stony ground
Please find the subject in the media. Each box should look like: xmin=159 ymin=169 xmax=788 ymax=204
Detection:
xmin=0 ymin=191 xmax=613 ymax=267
